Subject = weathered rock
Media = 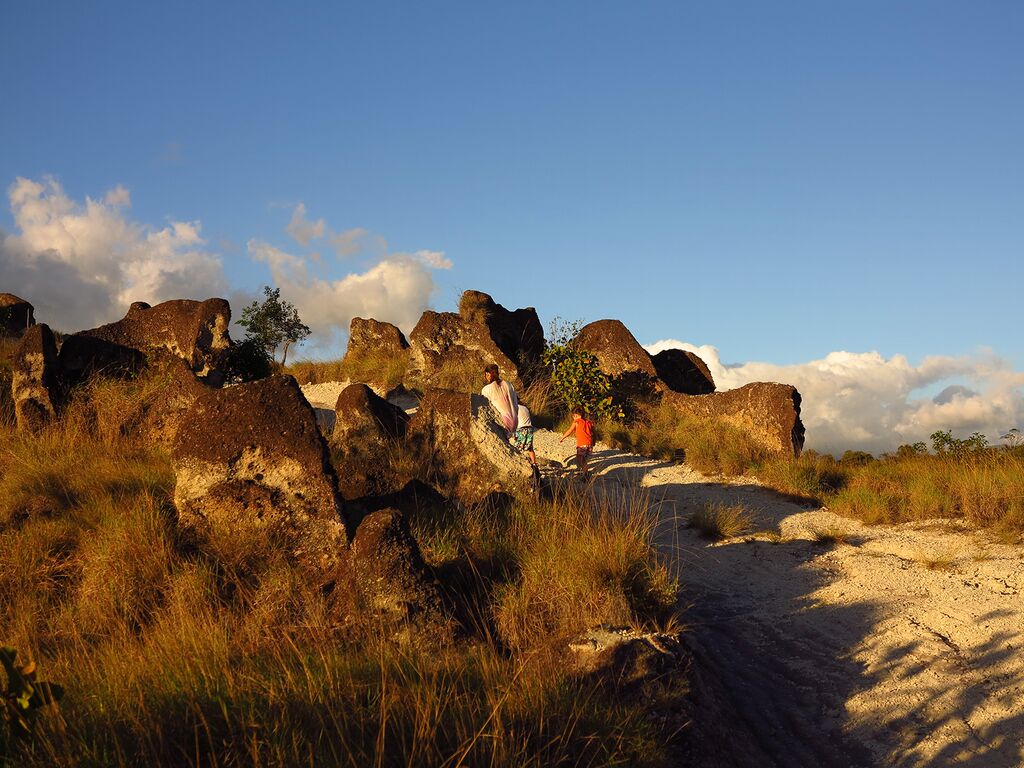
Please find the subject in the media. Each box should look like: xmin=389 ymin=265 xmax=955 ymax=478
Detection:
xmin=458 ymin=290 xmax=544 ymax=371
xmin=171 ymin=375 xmax=348 ymax=573
xmin=346 ymin=317 xmax=409 ymax=358
xmin=66 ymin=298 xmax=231 ymax=382
xmin=573 ymin=319 xmax=659 ymax=407
xmin=574 ymin=319 xmax=657 ymax=379
xmin=139 ymin=355 xmax=215 ymax=446
xmin=12 ymin=324 xmax=60 ymax=434
xmin=409 ymin=310 xmax=523 ymax=391
xmin=331 ymin=383 xmax=411 ymax=499
xmin=56 ymin=334 xmax=147 ymax=387
xmin=663 ymin=383 xmax=805 ymax=457
xmin=0 ymin=294 xmax=35 ymax=336
xmin=407 ymin=389 xmax=532 ymax=503
xmin=333 ymin=508 xmax=447 ymax=635
xmin=651 ymin=348 xmax=716 ymax=395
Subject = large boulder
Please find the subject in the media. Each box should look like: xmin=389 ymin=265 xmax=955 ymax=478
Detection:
xmin=458 ymin=290 xmax=544 ymax=372
xmin=573 ymin=319 xmax=659 ymax=407
xmin=64 ymin=298 xmax=231 ymax=383
xmin=333 ymin=508 xmax=447 ymax=636
xmin=0 ymin=294 xmax=35 ymax=336
xmin=407 ymin=389 xmax=532 ymax=504
xmin=408 ymin=290 xmax=545 ymax=393
xmin=346 ymin=317 xmax=409 ymax=358
xmin=11 ymin=324 xmax=60 ymax=434
xmin=171 ymin=375 xmax=348 ymax=574
xmin=651 ymin=348 xmax=715 ymax=395
xmin=138 ymin=355 xmax=216 ymax=447
xmin=663 ymin=383 xmax=805 ymax=457
xmin=331 ymin=383 xmax=411 ymax=499
xmin=409 ymin=310 xmax=523 ymax=391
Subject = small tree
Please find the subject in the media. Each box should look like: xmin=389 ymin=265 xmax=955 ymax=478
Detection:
xmin=542 ymin=318 xmax=623 ymax=421
xmin=237 ymin=286 xmax=311 ymax=366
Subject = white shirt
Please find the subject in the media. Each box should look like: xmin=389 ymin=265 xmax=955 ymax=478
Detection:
xmin=517 ymin=404 xmax=533 ymax=430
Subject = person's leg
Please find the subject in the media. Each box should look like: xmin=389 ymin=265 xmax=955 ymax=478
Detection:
xmin=527 ymin=448 xmax=537 ymax=466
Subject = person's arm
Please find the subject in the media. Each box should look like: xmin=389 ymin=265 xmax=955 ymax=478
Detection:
xmin=560 ymin=421 xmax=575 ymax=442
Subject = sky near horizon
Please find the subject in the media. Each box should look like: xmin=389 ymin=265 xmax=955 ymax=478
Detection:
xmin=1 ymin=2 xmax=1022 ymax=452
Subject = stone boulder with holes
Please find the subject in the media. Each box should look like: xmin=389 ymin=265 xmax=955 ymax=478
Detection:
xmin=346 ymin=317 xmax=410 ymax=358
xmin=11 ymin=324 xmax=61 ymax=434
xmin=408 ymin=290 xmax=544 ymax=392
xmin=171 ymin=375 xmax=348 ymax=575
xmin=61 ymin=298 xmax=232 ymax=385
xmin=333 ymin=507 xmax=448 ymax=638
xmin=663 ymin=383 xmax=805 ymax=457
xmin=651 ymin=348 xmax=716 ymax=395
xmin=331 ymin=383 xmax=411 ymax=499
xmin=0 ymin=294 xmax=35 ymax=336
xmin=458 ymin=290 xmax=544 ymax=374
xmin=138 ymin=354 xmax=216 ymax=447
xmin=407 ymin=388 xmax=531 ymax=504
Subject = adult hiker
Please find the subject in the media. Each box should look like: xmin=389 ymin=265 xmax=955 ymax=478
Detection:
xmin=481 ymin=363 xmax=518 ymax=436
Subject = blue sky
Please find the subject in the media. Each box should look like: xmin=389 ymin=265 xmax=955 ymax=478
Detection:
xmin=2 ymin=2 xmax=1023 ymax=449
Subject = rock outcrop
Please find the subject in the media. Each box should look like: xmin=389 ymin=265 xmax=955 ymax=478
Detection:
xmin=11 ymin=324 xmax=60 ymax=434
xmin=458 ymin=290 xmax=544 ymax=372
xmin=663 ymin=383 xmax=805 ymax=457
xmin=171 ymin=375 xmax=348 ymax=574
xmin=346 ymin=317 xmax=409 ymax=358
xmin=333 ymin=508 xmax=447 ymax=635
xmin=572 ymin=319 xmax=659 ymax=406
xmin=408 ymin=291 xmax=544 ymax=392
xmin=407 ymin=389 xmax=531 ymax=503
xmin=139 ymin=355 xmax=216 ymax=446
xmin=63 ymin=298 xmax=231 ymax=383
xmin=331 ymin=383 xmax=411 ymax=499
xmin=0 ymin=294 xmax=34 ymax=336
xmin=651 ymin=348 xmax=715 ymax=395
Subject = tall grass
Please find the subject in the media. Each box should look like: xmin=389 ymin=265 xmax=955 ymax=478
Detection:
xmin=287 ymin=349 xmax=409 ymax=389
xmin=1 ymin=374 xmax=681 ymax=767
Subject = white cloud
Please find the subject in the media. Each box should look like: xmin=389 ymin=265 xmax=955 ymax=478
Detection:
xmin=415 ymin=249 xmax=453 ymax=270
xmin=0 ymin=176 xmax=227 ymax=331
xmin=285 ymin=202 xmax=326 ymax=247
xmin=646 ymin=340 xmax=1024 ymax=454
xmin=248 ymin=239 xmax=447 ymax=345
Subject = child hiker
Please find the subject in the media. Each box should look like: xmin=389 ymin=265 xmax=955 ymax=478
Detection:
xmin=514 ymin=402 xmax=537 ymax=467
xmin=559 ymin=405 xmax=595 ymax=478
xmin=480 ymin=363 xmax=518 ymax=436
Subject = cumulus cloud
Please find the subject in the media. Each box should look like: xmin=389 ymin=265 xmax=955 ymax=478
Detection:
xmin=285 ymin=202 xmax=325 ymax=247
xmin=645 ymin=340 xmax=1024 ymax=454
xmin=249 ymin=238 xmax=446 ymax=345
xmin=0 ymin=176 xmax=228 ymax=331
xmin=285 ymin=202 xmax=389 ymax=260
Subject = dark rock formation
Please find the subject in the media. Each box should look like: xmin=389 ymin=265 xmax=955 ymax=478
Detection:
xmin=458 ymin=290 xmax=544 ymax=372
xmin=409 ymin=310 xmax=523 ymax=391
xmin=407 ymin=389 xmax=531 ymax=503
xmin=139 ymin=355 xmax=216 ymax=447
xmin=171 ymin=375 xmax=348 ymax=574
xmin=572 ymin=319 xmax=659 ymax=407
xmin=331 ymin=383 xmax=411 ymax=499
xmin=408 ymin=290 xmax=545 ymax=392
xmin=651 ymin=348 xmax=716 ymax=395
xmin=12 ymin=324 xmax=60 ymax=434
xmin=0 ymin=294 xmax=35 ymax=336
xmin=57 ymin=334 xmax=147 ymax=387
xmin=64 ymin=298 xmax=231 ymax=383
xmin=663 ymin=383 xmax=805 ymax=457
xmin=346 ymin=317 xmax=409 ymax=358
xmin=333 ymin=508 xmax=447 ymax=635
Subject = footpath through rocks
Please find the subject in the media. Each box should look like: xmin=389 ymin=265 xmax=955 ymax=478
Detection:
xmin=530 ymin=429 xmax=1024 ymax=768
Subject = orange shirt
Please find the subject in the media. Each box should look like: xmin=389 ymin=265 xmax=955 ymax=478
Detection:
xmin=572 ymin=415 xmax=594 ymax=447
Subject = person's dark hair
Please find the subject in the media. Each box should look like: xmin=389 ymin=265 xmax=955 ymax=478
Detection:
xmin=484 ymin=363 xmax=499 ymax=377
xmin=571 ymin=404 xmax=585 ymax=417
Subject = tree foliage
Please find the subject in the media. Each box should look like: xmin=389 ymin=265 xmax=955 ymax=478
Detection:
xmin=237 ymin=286 xmax=311 ymax=365
xmin=929 ymin=429 xmax=988 ymax=458
xmin=542 ymin=318 xmax=623 ymax=420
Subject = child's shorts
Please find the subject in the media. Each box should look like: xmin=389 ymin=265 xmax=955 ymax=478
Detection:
xmin=576 ymin=445 xmax=592 ymax=461
xmin=514 ymin=427 xmax=534 ymax=451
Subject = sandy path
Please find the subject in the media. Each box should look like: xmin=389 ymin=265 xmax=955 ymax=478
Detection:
xmin=531 ymin=430 xmax=1024 ymax=767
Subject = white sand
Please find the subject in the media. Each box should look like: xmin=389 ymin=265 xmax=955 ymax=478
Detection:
xmin=530 ymin=431 xmax=1024 ymax=767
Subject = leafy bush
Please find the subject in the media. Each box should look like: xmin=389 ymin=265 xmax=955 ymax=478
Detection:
xmin=542 ymin=319 xmax=621 ymax=420
xmin=224 ymin=337 xmax=276 ymax=383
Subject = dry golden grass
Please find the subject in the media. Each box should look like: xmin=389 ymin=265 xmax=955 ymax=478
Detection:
xmin=287 ymin=349 xmax=409 ymax=389
xmin=0 ymin=373 xmax=680 ymax=767
xmin=688 ymin=502 xmax=754 ymax=541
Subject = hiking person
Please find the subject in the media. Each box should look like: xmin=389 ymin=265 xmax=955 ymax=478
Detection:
xmin=559 ymin=405 xmax=595 ymax=478
xmin=514 ymin=402 xmax=538 ymax=468
xmin=481 ymin=363 xmax=518 ymax=436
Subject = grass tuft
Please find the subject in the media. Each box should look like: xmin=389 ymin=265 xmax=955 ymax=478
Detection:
xmin=688 ymin=502 xmax=753 ymax=541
